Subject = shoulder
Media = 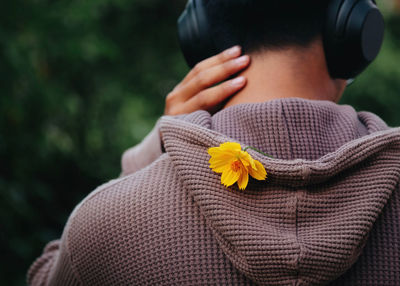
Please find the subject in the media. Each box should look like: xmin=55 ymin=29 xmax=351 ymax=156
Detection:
xmin=69 ymin=153 xmax=177 ymax=229
xmin=63 ymin=153 xmax=182 ymax=283
xmin=69 ymin=153 xmax=170 ymax=213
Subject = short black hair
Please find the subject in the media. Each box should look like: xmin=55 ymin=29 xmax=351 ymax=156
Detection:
xmin=204 ymin=0 xmax=330 ymax=54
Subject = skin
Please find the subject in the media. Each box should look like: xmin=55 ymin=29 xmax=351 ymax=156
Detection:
xmin=164 ymin=37 xmax=347 ymax=116
xmin=164 ymin=45 xmax=250 ymax=116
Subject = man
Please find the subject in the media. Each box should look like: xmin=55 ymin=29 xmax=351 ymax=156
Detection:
xmin=28 ymin=0 xmax=400 ymax=285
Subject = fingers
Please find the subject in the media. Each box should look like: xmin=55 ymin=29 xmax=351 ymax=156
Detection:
xmin=182 ymin=76 xmax=247 ymax=114
xmin=180 ymin=45 xmax=242 ymax=86
xmin=164 ymin=45 xmax=251 ymax=116
xmin=178 ymin=55 xmax=250 ymax=101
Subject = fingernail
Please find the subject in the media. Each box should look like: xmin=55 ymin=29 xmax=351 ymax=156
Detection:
xmin=235 ymin=55 xmax=249 ymax=65
xmin=231 ymin=77 xmax=245 ymax=86
xmin=225 ymin=45 xmax=241 ymax=57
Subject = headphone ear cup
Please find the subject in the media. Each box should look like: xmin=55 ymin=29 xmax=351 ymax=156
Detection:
xmin=177 ymin=0 xmax=217 ymax=68
xmin=346 ymin=2 xmax=384 ymax=64
xmin=324 ymin=0 xmax=384 ymax=79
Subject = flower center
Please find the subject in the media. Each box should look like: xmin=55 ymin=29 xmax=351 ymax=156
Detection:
xmin=231 ymin=160 xmax=241 ymax=172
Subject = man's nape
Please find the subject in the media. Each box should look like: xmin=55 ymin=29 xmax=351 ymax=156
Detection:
xmin=223 ymin=38 xmax=348 ymax=109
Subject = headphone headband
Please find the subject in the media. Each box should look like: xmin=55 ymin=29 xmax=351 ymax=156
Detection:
xmin=177 ymin=0 xmax=385 ymax=79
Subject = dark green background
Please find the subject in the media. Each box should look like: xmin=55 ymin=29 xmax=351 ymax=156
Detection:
xmin=1 ymin=1 xmax=399 ymax=285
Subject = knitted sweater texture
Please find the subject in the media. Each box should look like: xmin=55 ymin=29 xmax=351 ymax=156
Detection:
xmin=28 ymin=98 xmax=400 ymax=285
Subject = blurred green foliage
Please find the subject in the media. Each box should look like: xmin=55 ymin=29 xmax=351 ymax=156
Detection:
xmin=0 ymin=0 xmax=399 ymax=285
xmin=0 ymin=0 xmax=186 ymax=285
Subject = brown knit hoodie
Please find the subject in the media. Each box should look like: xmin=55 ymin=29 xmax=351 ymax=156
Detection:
xmin=28 ymin=98 xmax=400 ymax=285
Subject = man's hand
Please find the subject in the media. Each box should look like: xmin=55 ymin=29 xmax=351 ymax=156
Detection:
xmin=164 ymin=46 xmax=250 ymax=116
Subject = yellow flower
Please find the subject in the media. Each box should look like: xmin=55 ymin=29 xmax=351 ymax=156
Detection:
xmin=208 ymin=142 xmax=267 ymax=190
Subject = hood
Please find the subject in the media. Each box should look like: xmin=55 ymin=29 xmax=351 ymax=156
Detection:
xmin=159 ymin=98 xmax=400 ymax=285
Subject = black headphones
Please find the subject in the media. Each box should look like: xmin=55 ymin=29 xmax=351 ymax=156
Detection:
xmin=177 ymin=0 xmax=385 ymax=79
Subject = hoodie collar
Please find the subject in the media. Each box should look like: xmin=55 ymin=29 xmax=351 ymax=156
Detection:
xmin=160 ymin=98 xmax=400 ymax=285
xmin=211 ymin=98 xmax=389 ymax=160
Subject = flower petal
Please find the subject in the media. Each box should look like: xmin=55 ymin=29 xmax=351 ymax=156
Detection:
xmin=208 ymin=142 xmax=265 ymax=191
xmin=209 ymin=158 xmax=235 ymax=173
xmin=210 ymin=165 xmax=229 ymax=174
xmin=219 ymin=142 xmax=242 ymax=152
xmin=249 ymin=160 xmax=267 ymax=181
xmin=237 ymin=168 xmax=249 ymax=190
xmin=209 ymin=153 xmax=233 ymax=164
xmin=239 ymin=151 xmax=256 ymax=169
xmin=208 ymin=146 xmax=238 ymax=162
xmin=221 ymin=168 xmax=240 ymax=187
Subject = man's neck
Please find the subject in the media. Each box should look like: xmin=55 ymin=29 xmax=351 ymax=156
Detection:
xmin=223 ymin=39 xmax=346 ymax=109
